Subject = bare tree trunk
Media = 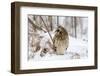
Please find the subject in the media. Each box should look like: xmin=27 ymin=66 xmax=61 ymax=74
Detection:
xmin=57 ymin=16 xmax=59 ymax=26
xmin=48 ymin=16 xmax=53 ymax=31
xmin=71 ymin=17 xmax=77 ymax=38
xmin=71 ymin=17 xmax=74 ymax=37
xmin=74 ymin=17 xmax=77 ymax=38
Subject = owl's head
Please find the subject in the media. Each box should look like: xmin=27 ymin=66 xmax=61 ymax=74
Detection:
xmin=55 ymin=26 xmax=67 ymax=35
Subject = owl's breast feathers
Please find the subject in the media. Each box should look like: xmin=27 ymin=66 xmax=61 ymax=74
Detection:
xmin=52 ymin=26 xmax=69 ymax=55
xmin=54 ymin=29 xmax=68 ymax=40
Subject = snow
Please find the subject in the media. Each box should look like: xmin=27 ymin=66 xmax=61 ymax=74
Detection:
xmin=28 ymin=32 xmax=88 ymax=61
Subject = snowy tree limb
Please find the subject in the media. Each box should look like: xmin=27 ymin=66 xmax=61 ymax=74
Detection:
xmin=28 ymin=18 xmax=46 ymax=32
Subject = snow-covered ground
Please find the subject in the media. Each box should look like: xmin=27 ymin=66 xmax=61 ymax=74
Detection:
xmin=28 ymin=32 xmax=88 ymax=61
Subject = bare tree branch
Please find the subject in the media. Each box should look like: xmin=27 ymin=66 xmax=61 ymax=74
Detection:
xmin=28 ymin=18 xmax=46 ymax=32
xmin=40 ymin=16 xmax=53 ymax=43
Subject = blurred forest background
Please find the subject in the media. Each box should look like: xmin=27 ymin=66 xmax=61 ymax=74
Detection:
xmin=28 ymin=15 xmax=88 ymax=60
xmin=28 ymin=15 xmax=88 ymax=40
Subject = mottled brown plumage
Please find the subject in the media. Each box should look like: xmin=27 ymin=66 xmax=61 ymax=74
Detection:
xmin=53 ymin=26 xmax=69 ymax=55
